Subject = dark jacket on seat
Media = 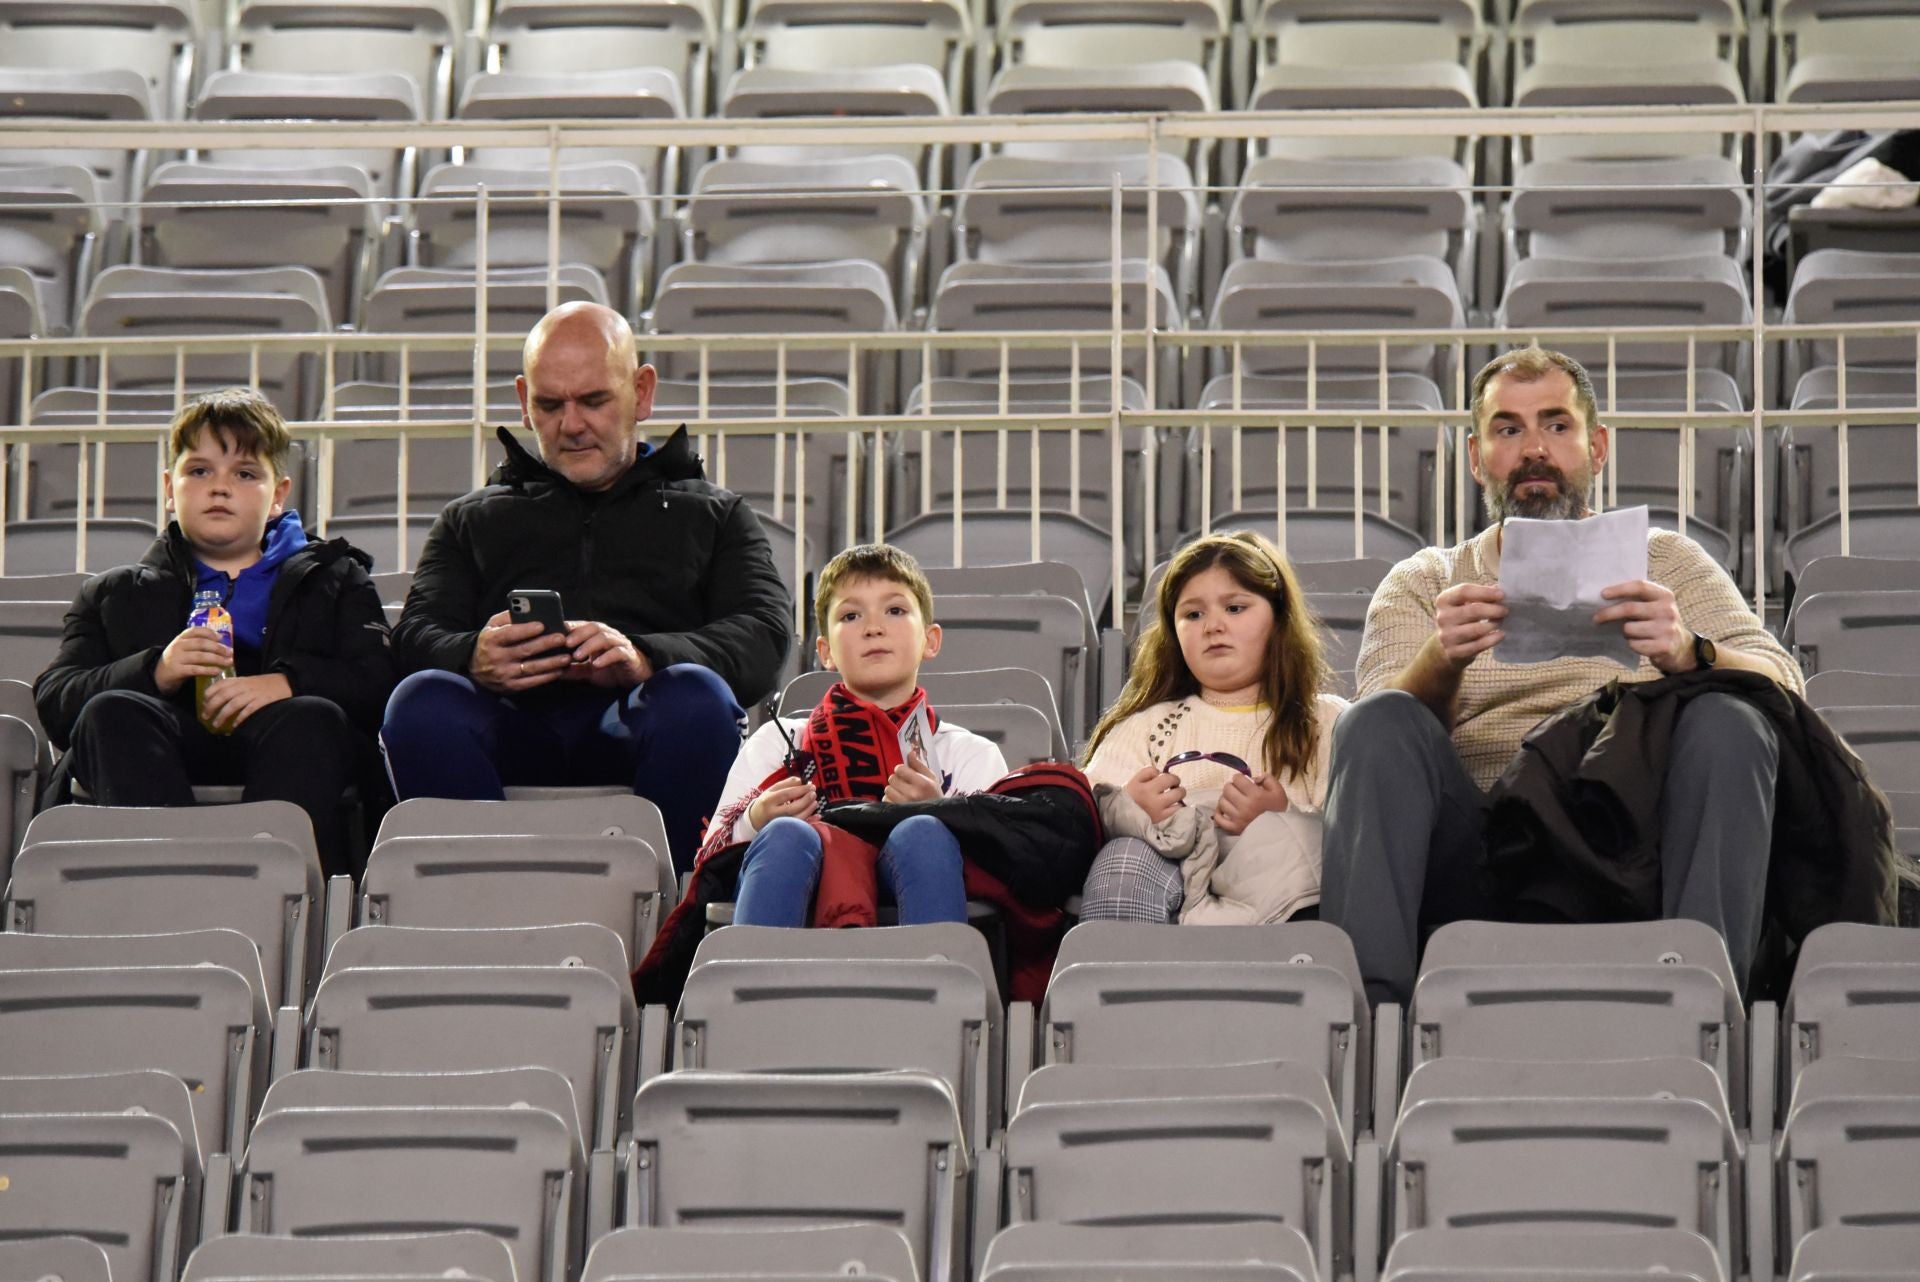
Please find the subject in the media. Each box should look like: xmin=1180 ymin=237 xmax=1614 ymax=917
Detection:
xmin=34 ymin=521 xmax=396 ymax=748
xmin=1485 ymin=668 xmax=1898 ymax=971
xmin=391 ymin=425 xmax=792 ymax=706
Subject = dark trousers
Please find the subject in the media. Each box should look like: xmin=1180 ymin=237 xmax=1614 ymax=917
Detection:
xmin=1320 ymin=689 xmax=1779 ymax=1006
xmin=379 ymin=663 xmax=743 ymax=873
xmin=66 ymin=688 xmax=361 ymax=878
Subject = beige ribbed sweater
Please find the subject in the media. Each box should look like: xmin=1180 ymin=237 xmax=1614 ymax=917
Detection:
xmin=1355 ymin=524 xmax=1803 ymax=790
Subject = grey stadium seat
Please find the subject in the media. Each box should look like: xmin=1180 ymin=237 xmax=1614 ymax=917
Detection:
xmin=890 ymin=512 xmax=1114 ymax=642
xmin=457 ymin=67 xmax=683 ymax=187
xmin=360 ymin=265 xmax=607 ymax=383
xmin=0 ymin=67 xmax=153 ymax=211
xmin=139 ymin=161 xmax=377 ymax=328
xmin=0 ymin=963 xmax=262 ymax=1156
xmin=1182 ymin=507 xmax=1427 ymax=566
xmin=1783 ymin=367 xmax=1920 ymax=532
xmin=1411 ymin=919 xmax=1747 ymax=1126
xmin=76 ymin=265 xmax=332 ymax=417
xmin=1788 ymin=1225 xmax=1920 ymax=1282
xmin=0 ymin=1113 xmax=190 ymax=1282
xmin=1816 ymin=705 xmax=1920 ymax=793
xmin=1774 ymin=0 xmax=1920 ymax=103
xmin=1246 ymin=61 xmax=1476 ymax=163
xmin=1790 ymin=590 xmax=1920 ymax=676
xmin=584 ymin=1225 xmax=916 ymax=1282
xmin=0 ymin=1069 xmax=204 ymax=1210
xmin=230 ymin=0 xmax=458 ymax=118
xmin=930 ymin=260 xmax=1179 ymax=389
xmin=1497 ymin=253 xmax=1750 ymax=379
xmin=1779 ymin=1056 xmax=1920 ymax=1252
xmin=939 ymin=701 xmax=1054 ymax=766
xmin=237 ymin=1099 xmax=579 ymax=1282
xmin=1231 ymin=155 xmax=1473 ymax=294
xmin=20 ymin=388 xmax=224 ymax=525
xmin=1381 ymin=1227 xmax=1722 ymax=1282
xmin=1386 ymin=1057 xmax=1744 ymax=1279
xmin=0 ymin=164 xmax=105 ymax=336
xmin=0 ymin=0 xmax=195 ymax=119
xmin=0 ymin=1239 xmax=113 ymax=1282
xmin=0 ymin=519 xmax=160 ymax=577
xmin=413 ymin=161 xmax=654 ymax=316
xmin=1805 ymin=670 xmax=1920 ymax=710
xmin=1786 ymin=922 xmax=1920 ymax=1086
xmin=0 ymin=929 xmax=272 ymax=1032
xmin=1785 ymin=510 xmax=1920 ymax=582
xmin=1784 ymin=250 xmax=1920 ymax=377
xmin=627 ymin=1070 xmax=969 ymax=1282
xmin=487 ymin=0 xmax=714 ymax=120
xmin=365 ymin=794 xmax=673 ymax=965
xmin=182 ymin=1232 xmax=515 ymax=1282
xmin=1505 ymin=155 xmax=1748 ymax=266
xmin=305 ymin=962 xmax=631 ymax=1148
xmin=1006 ymin=1061 xmax=1346 ymax=1282
xmin=907 ymin=591 xmax=1089 ymax=738
xmin=676 ymin=936 xmax=996 ymax=1149
xmin=1210 ymin=256 xmax=1463 ymax=384
xmin=982 ymin=1222 xmax=1318 ymax=1282
xmin=1041 ymin=920 xmax=1369 ymax=1141
xmin=719 ymin=64 xmax=949 ymax=168
xmin=191 ymin=69 xmax=420 ymax=202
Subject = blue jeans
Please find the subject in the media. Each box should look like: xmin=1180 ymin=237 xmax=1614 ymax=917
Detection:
xmin=379 ymin=663 xmax=743 ymax=873
xmin=734 ymin=814 xmax=968 ymax=926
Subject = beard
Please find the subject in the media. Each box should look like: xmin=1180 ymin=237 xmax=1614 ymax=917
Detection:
xmin=1485 ymin=459 xmax=1593 ymax=522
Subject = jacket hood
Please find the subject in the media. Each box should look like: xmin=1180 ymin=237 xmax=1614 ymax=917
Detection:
xmin=490 ymin=423 xmax=704 ymax=495
xmin=144 ymin=518 xmax=373 ymax=579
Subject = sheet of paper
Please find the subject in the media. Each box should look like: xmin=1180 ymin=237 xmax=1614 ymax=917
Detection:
xmin=898 ymin=703 xmax=941 ymax=782
xmin=1496 ymin=505 xmax=1650 ymax=667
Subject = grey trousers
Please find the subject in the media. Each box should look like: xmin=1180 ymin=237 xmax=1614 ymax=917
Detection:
xmin=1079 ymin=836 xmax=1185 ymax=923
xmin=1319 ymin=689 xmax=1779 ymax=1005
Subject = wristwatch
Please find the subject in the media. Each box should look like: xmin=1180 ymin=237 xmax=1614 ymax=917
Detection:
xmin=1691 ymin=631 xmax=1718 ymax=671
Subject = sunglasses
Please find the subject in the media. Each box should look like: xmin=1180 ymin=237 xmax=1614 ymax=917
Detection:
xmin=1163 ymin=749 xmax=1252 ymax=776
xmin=775 ymin=717 xmax=818 ymax=783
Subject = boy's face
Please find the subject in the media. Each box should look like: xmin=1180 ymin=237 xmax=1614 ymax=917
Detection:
xmin=163 ymin=428 xmax=290 ymax=566
xmin=816 ymin=574 xmax=941 ymax=708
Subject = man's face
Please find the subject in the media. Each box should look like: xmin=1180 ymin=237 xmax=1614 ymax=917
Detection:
xmin=1470 ymin=369 xmax=1610 ymax=522
xmin=516 ymin=327 xmax=658 ymax=493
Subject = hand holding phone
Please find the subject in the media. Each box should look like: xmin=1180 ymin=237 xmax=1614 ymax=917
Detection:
xmin=508 ymin=589 xmax=567 ymax=636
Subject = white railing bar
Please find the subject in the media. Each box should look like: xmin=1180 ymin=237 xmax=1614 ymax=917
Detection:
xmin=1108 ymin=174 xmax=1125 ymax=630
xmin=471 ymin=186 xmax=491 ymax=490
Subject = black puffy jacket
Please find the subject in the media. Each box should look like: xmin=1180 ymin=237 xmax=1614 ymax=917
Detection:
xmin=34 ymin=522 xmax=397 ymax=747
xmin=392 ymin=425 xmax=792 ymax=706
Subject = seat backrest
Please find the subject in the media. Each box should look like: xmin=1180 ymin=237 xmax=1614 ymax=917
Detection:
xmin=182 ymin=1230 xmax=516 ymax=1282
xmin=688 ymin=922 xmax=1003 ymax=1132
xmin=0 ymin=1238 xmax=114 ymax=1282
xmin=1390 ymin=1057 xmax=1738 ymax=1275
xmin=982 ymin=1222 xmax=1317 ymax=1282
xmin=1785 ymin=922 xmax=1920 ymax=1085
xmin=584 ymin=1225 xmax=917 ymax=1282
xmin=629 ymin=1070 xmax=969 ymax=1282
xmin=6 ymin=834 xmax=321 ymax=1008
xmin=909 ymin=591 xmax=1089 ymax=735
xmin=23 ymin=799 xmax=320 ymax=863
xmin=1818 ymin=705 xmax=1920 ymax=793
xmin=678 ymin=955 xmax=994 ymax=1150
xmin=1382 ymin=1227 xmax=1724 ymax=1282
xmin=1780 ymin=1056 xmax=1920 ymax=1251
xmin=1411 ymin=919 xmax=1745 ymax=1124
xmin=238 ymin=1103 xmax=578 ymax=1282
xmin=937 ymin=701 xmax=1054 ymax=766
xmin=0 ymin=928 xmax=270 ymax=1034
xmin=0 ymin=1068 xmax=202 ymax=1178
xmin=0 ymin=1113 xmax=188 ymax=1282
xmin=0 ymin=965 xmax=258 ymax=1156
xmin=0 ymin=598 xmax=70 ymax=680
xmin=0 ymin=520 xmax=161 ymax=577
xmin=1787 ymin=1224 xmax=1920 ymax=1282
xmin=1003 ymin=1062 xmax=1343 ymax=1282
xmin=307 ymin=964 xmax=628 ymax=1148
xmin=1041 ymin=919 xmax=1366 ymax=1141
xmin=258 ymin=1065 xmax=581 ymax=1141
xmin=361 ymin=832 xmax=669 ymax=967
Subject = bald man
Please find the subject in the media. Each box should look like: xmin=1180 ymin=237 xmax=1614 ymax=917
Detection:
xmin=383 ymin=303 xmax=792 ymax=869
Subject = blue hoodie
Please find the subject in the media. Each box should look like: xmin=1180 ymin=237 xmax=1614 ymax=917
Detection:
xmin=192 ymin=509 xmax=308 ymax=653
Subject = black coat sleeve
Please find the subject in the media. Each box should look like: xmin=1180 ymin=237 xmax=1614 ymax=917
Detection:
xmin=32 ymin=574 xmax=168 ymax=752
xmin=390 ymin=504 xmax=486 ymax=676
xmin=270 ymin=558 xmax=399 ymax=733
xmin=631 ymin=493 xmax=793 ymax=706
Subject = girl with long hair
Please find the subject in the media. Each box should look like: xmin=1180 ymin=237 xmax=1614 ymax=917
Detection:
xmin=1080 ymin=530 xmax=1347 ymax=922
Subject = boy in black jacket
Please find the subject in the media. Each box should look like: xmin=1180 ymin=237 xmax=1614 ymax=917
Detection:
xmin=34 ymin=389 xmax=397 ymax=876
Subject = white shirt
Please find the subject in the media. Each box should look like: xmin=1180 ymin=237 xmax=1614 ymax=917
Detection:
xmin=712 ymin=711 xmax=1010 ymax=846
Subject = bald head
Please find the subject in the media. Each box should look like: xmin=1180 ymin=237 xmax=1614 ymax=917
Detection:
xmin=516 ymin=302 xmax=658 ymax=492
xmin=523 ymin=301 xmax=638 ymax=376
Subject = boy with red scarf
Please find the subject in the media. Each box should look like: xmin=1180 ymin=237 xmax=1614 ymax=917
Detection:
xmin=702 ymin=544 xmax=1007 ymax=925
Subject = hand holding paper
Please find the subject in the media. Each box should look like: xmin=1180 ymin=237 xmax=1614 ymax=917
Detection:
xmin=1496 ymin=505 xmax=1649 ymax=667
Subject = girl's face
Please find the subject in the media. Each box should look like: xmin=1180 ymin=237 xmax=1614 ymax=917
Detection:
xmin=1171 ymin=564 xmax=1277 ymax=702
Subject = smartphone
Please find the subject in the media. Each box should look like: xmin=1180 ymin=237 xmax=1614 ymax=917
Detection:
xmin=508 ymin=589 xmax=567 ymax=637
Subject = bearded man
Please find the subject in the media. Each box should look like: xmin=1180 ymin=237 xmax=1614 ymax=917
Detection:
xmin=1319 ymin=346 xmax=1803 ymax=1005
